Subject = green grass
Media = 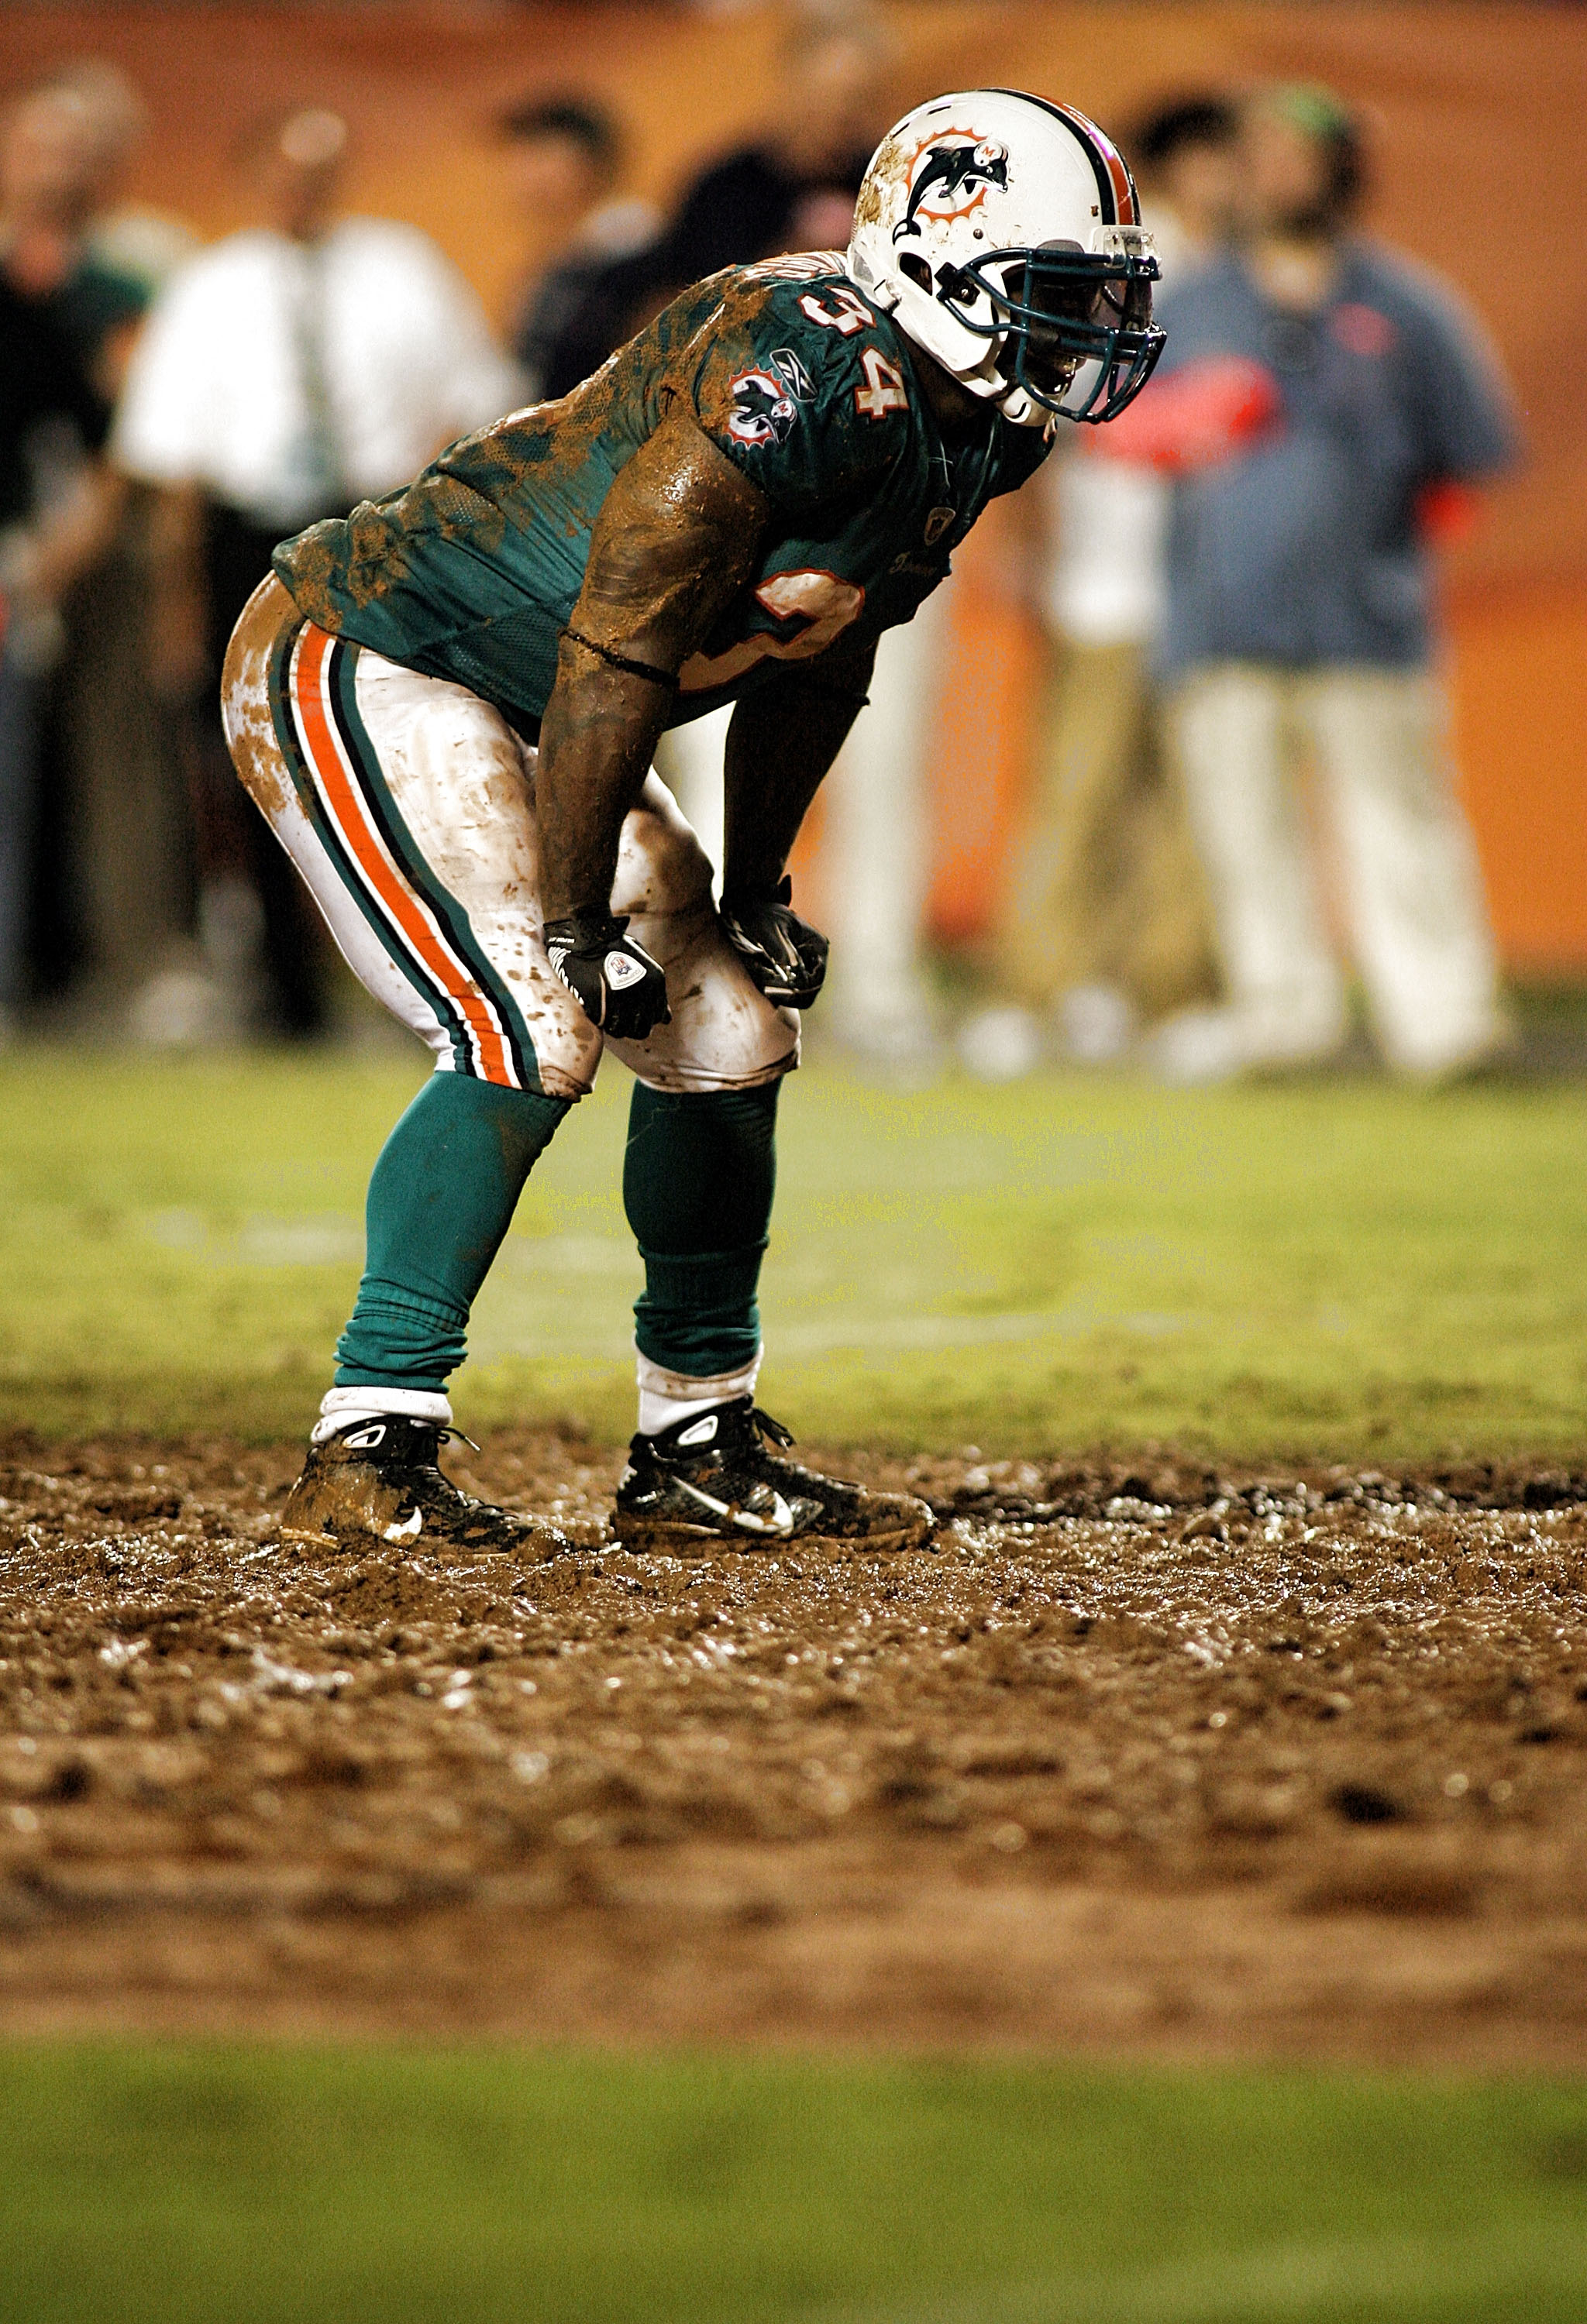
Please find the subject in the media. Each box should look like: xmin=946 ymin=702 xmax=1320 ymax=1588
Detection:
xmin=2 ymin=1045 xmax=1585 ymax=1456
xmin=5 ymin=1054 xmax=1585 ymax=2317
xmin=0 ymin=2046 xmax=1584 ymax=2323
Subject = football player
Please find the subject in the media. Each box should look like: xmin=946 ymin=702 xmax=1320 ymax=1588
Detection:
xmin=221 ymin=89 xmax=1162 ymax=1556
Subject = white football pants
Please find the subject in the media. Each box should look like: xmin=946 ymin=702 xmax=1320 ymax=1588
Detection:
xmin=222 ymin=577 xmax=797 ymax=1099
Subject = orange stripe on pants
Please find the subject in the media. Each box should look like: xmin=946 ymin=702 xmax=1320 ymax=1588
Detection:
xmin=291 ymin=624 xmax=516 ymax=1088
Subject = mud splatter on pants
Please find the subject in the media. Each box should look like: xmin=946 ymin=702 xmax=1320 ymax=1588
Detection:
xmin=222 ymin=576 xmax=798 ymax=1433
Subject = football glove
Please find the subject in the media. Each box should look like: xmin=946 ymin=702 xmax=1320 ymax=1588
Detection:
xmin=542 ymin=910 xmax=671 ymax=1040
xmin=721 ymin=877 xmax=829 ymax=1010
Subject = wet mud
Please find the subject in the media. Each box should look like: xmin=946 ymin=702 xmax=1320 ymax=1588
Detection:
xmin=3 ymin=1431 xmax=1587 ymax=2062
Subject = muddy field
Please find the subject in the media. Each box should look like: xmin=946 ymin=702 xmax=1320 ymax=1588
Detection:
xmin=2 ymin=1429 xmax=1587 ymax=2064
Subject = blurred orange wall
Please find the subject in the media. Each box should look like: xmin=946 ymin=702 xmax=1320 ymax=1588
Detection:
xmin=1448 ymin=584 xmax=1587 ymax=973
xmin=3 ymin=4 xmax=1582 ymax=968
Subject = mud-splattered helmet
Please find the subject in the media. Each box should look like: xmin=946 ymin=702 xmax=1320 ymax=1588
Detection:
xmin=847 ymin=88 xmax=1165 ymax=427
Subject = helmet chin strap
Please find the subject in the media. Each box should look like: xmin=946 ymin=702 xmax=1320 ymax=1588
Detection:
xmin=886 ymin=304 xmax=1070 ymax=431
xmin=990 ymin=360 xmax=1052 ymax=428
xmin=942 ymin=345 xmax=1008 ymax=404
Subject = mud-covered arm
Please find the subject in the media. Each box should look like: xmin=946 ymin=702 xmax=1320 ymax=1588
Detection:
xmin=535 ymin=411 xmax=768 ymax=920
xmin=720 ymin=624 xmax=878 ymax=897
xmin=534 ymin=414 xmax=771 ymax=920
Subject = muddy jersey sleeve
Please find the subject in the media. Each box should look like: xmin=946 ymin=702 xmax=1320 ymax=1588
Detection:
xmin=688 ymin=270 xmax=913 ymax=517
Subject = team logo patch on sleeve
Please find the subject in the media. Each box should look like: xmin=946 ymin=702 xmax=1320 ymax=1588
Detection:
xmin=727 ymin=355 xmax=810 ymax=448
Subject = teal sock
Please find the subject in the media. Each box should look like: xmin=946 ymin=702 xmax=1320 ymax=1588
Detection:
xmin=336 ymin=1074 xmax=568 ymax=1392
xmin=623 ymin=1080 xmax=780 ymax=1379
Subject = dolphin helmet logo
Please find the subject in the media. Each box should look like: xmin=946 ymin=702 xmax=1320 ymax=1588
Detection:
xmin=893 ymin=135 xmax=1010 ymax=242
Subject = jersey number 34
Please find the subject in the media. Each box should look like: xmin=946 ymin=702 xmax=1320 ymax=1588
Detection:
xmin=793 ymin=290 xmax=909 ymax=421
xmin=855 ymin=347 xmax=908 ymax=421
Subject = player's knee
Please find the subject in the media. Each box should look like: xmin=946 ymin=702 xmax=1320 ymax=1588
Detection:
xmin=611 ymin=808 xmax=714 ymax=920
xmin=633 ymin=1050 xmax=797 ymax=1098
xmin=629 ymin=968 xmax=799 ymax=1094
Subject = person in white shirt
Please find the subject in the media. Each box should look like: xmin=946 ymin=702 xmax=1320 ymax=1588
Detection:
xmin=964 ymin=97 xmax=1235 ymax=1078
xmin=113 ymin=105 xmax=520 ymax=1040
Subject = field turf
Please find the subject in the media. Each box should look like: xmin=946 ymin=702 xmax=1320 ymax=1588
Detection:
xmin=3 ymin=1040 xmax=1584 ymax=2321
xmin=2 ymin=1044 xmax=1584 ymax=1458
xmin=3 ymin=2046 xmax=1587 ymax=2322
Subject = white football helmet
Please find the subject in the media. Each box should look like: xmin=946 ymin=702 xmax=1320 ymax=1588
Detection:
xmin=847 ymin=88 xmax=1165 ymax=427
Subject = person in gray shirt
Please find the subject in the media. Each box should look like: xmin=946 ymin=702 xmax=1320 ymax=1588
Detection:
xmin=1144 ymin=83 xmax=1517 ymax=1080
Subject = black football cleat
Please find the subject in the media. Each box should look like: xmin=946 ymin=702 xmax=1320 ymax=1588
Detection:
xmin=611 ymin=1399 xmax=933 ymax=1552
xmin=278 ymin=1415 xmax=570 ymax=1557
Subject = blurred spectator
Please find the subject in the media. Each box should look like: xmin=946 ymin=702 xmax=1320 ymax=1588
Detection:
xmin=114 ymin=105 xmax=520 ymax=1041
xmin=40 ymin=60 xmax=195 ymax=314
xmin=970 ymin=97 xmax=1236 ymax=1078
xmin=0 ymin=70 xmax=146 ymax=394
xmin=0 ymin=71 xmax=138 ymax=1030
xmin=818 ymin=579 xmax=953 ymax=1073
xmin=24 ymin=60 xmax=199 ymax=1026
xmin=529 ymin=9 xmax=883 ymax=406
xmin=503 ymin=96 xmax=658 ymax=404
xmin=1141 ymin=85 xmax=1517 ymax=1080
xmin=662 ymin=10 xmax=880 ymax=281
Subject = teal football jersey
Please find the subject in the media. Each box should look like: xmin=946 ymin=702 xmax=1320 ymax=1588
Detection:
xmin=273 ymin=253 xmax=1049 ymax=734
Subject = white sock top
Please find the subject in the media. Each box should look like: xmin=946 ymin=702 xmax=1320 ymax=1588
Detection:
xmin=311 ymin=1384 xmax=453 ymax=1445
xmin=635 ymin=1345 xmax=762 ymax=1439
